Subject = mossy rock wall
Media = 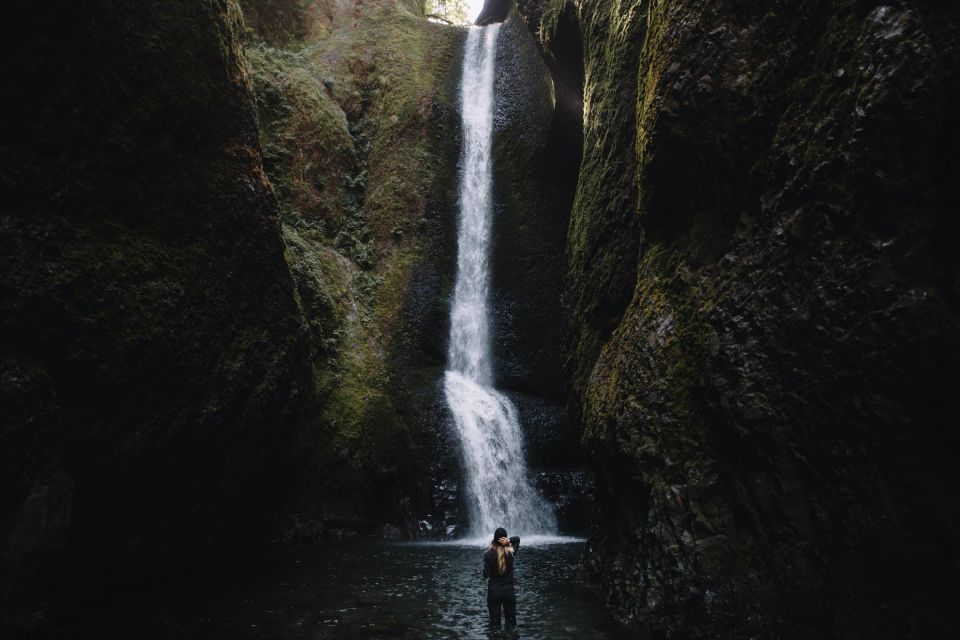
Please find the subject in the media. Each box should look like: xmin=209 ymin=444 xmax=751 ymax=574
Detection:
xmin=519 ymin=0 xmax=960 ymax=636
xmin=240 ymin=0 xmax=469 ymax=537
xmin=0 ymin=0 xmax=312 ymax=610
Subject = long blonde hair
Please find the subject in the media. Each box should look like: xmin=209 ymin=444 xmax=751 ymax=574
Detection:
xmin=490 ymin=541 xmax=514 ymax=575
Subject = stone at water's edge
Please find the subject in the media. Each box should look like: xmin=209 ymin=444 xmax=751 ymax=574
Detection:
xmin=519 ymin=0 xmax=960 ymax=637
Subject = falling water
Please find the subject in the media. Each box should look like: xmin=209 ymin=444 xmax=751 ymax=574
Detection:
xmin=444 ymin=24 xmax=556 ymax=538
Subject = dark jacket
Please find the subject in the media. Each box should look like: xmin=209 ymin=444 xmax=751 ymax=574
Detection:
xmin=482 ymin=536 xmax=520 ymax=593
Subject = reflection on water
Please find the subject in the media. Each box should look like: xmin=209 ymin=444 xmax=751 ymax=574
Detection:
xmin=85 ymin=539 xmax=631 ymax=639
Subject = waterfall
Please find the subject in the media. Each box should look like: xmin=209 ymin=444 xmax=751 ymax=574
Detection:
xmin=444 ymin=24 xmax=556 ymax=538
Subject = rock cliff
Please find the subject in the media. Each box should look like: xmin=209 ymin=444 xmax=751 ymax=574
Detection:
xmin=240 ymin=0 xmax=467 ymax=540
xmin=517 ymin=0 xmax=960 ymax=636
xmin=0 ymin=0 xmax=470 ymax=624
xmin=0 ymin=0 xmax=311 ymax=618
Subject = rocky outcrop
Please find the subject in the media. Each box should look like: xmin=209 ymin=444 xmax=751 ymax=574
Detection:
xmin=477 ymin=0 xmax=513 ymax=26
xmin=488 ymin=12 xmax=590 ymax=531
xmin=490 ymin=14 xmax=568 ymax=401
xmin=0 ymin=0 xmax=311 ymax=621
xmin=240 ymin=0 xmax=468 ymax=538
xmin=519 ymin=0 xmax=960 ymax=637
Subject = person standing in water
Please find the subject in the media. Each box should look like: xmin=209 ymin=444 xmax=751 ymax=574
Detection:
xmin=483 ymin=527 xmax=521 ymax=629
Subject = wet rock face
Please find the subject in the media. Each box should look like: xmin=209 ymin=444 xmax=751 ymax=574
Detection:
xmin=486 ymin=15 xmax=591 ymax=535
xmin=0 ymin=0 xmax=311 ymax=612
xmin=519 ymin=0 xmax=960 ymax=636
xmin=519 ymin=0 xmax=646 ymax=399
xmin=490 ymin=15 xmax=569 ymax=401
xmin=477 ymin=0 xmax=513 ymax=26
xmin=533 ymin=469 xmax=594 ymax=535
xmin=505 ymin=391 xmax=581 ymax=468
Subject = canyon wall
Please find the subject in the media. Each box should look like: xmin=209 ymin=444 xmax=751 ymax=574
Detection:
xmin=5 ymin=0 xmax=958 ymax=636
xmin=0 ymin=0 xmax=312 ymax=616
xmin=518 ymin=0 xmax=960 ymax=637
xmin=0 ymin=0 xmax=470 ymax=622
xmin=240 ymin=0 xmax=467 ymax=540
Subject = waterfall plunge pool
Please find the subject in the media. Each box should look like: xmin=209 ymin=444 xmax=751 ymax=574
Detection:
xmin=64 ymin=539 xmax=633 ymax=639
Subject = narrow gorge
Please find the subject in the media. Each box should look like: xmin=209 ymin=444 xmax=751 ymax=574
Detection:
xmin=2 ymin=1 xmax=958 ymax=638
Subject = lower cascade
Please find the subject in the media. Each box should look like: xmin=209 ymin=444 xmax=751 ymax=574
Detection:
xmin=443 ymin=24 xmax=556 ymax=538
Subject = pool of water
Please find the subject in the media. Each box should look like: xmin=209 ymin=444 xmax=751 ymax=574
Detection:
xmin=77 ymin=538 xmax=631 ymax=639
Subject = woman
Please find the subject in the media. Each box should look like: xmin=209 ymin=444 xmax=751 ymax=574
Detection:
xmin=482 ymin=527 xmax=521 ymax=629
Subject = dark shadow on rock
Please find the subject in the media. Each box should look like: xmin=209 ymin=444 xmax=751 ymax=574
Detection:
xmin=504 ymin=390 xmax=583 ymax=469
xmin=476 ymin=0 xmax=512 ymax=26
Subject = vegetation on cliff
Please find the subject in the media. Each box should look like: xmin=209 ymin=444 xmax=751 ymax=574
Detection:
xmin=239 ymin=0 xmax=466 ymax=535
xmin=520 ymin=0 xmax=960 ymax=637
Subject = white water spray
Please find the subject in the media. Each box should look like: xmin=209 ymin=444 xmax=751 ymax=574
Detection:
xmin=444 ymin=25 xmax=556 ymax=538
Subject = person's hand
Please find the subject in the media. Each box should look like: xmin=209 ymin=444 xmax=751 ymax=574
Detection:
xmin=498 ymin=536 xmax=510 ymax=546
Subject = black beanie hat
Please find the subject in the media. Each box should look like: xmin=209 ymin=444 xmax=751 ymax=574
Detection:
xmin=493 ymin=527 xmax=508 ymax=542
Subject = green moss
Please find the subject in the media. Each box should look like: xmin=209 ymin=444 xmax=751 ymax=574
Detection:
xmin=521 ymin=0 xmax=960 ymax=634
xmin=546 ymin=0 xmax=650 ymax=396
xmin=240 ymin=0 xmax=463 ymax=521
xmin=246 ymin=42 xmax=355 ymax=234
